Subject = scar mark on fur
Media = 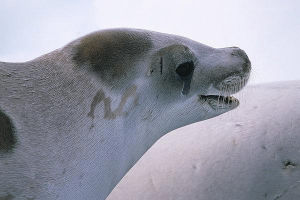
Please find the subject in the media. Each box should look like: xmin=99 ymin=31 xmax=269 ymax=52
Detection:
xmin=88 ymin=85 xmax=138 ymax=120
xmin=0 ymin=109 xmax=17 ymax=152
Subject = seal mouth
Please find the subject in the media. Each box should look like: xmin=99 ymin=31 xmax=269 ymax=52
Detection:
xmin=199 ymin=95 xmax=238 ymax=102
xmin=198 ymin=95 xmax=239 ymax=108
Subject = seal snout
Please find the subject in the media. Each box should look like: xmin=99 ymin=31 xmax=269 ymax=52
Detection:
xmin=212 ymin=47 xmax=251 ymax=95
xmin=229 ymin=47 xmax=251 ymax=73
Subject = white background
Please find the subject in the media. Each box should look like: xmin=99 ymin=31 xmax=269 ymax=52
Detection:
xmin=1 ymin=0 xmax=299 ymax=84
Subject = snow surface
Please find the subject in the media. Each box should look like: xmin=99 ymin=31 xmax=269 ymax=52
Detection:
xmin=108 ymin=80 xmax=300 ymax=200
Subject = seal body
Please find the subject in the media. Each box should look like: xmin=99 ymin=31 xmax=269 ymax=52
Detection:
xmin=0 ymin=28 xmax=250 ymax=200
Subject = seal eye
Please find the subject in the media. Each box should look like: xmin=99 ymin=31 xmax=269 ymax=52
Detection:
xmin=175 ymin=61 xmax=195 ymax=95
xmin=176 ymin=61 xmax=194 ymax=78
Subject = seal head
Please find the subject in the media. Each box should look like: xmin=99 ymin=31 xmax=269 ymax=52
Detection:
xmin=71 ymin=28 xmax=251 ymax=134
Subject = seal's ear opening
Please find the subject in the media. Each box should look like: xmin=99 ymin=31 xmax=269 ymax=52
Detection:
xmin=176 ymin=61 xmax=195 ymax=95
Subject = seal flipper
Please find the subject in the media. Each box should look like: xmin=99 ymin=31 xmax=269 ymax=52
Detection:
xmin=0 ymin=109 xmax=16 ymax=152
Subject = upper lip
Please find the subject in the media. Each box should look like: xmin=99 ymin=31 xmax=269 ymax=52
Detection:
xmin=215 ymin=73 xmax=250 ymax=95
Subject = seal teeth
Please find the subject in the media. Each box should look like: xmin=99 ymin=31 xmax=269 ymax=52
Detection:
xmin=198 ymin=95 xmax=238 ymax=105
xmin=219 ymin=96 xmax=232 ymax=101
xmin=224 ymin=96 xmax=238 ymax=103
xmin=225 ymin=96 xmax=233 ymax=102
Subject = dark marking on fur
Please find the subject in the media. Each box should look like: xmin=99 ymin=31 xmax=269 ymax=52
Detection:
xmin=103 ymin=97 xmax=114 ymax=119
xmin=0 ymin=109 xmax=16 ymax=152
xmin=87 ymin=90 xmax=106 ymax=119
xmin=0 ymin=194 xmax=14 ymax=200
xmin=160 ymin=57 xmax=163 ymax=75
xmin=149 ymin=69 xmax=154 ymax=74
xmin=88 ymin=85 xmax=138 ymax=120
xmin=282 ymin=160 xmax=297 ymax=169
xmin=142 ymin=110 xmax=153 ymax=121
xmin=72 ymin=30 xmax=152 ymax=86
xmin=261 ymin=145 xmax=267 ymax=150
xmin=115 ymin=85 xmax=138 ymax=115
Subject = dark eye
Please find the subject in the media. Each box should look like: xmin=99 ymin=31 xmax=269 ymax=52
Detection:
xmin=176 ymin=61 xmax=194 ymax=78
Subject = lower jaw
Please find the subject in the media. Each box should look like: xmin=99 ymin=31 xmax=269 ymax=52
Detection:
xmin=198 ymin=95 xmax=239 ymax=104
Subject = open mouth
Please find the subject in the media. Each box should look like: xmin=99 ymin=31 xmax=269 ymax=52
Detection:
xmin=198 ymin=95 xmax=239 ymax=106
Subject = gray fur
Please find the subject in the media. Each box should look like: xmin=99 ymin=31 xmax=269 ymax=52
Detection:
xmin=0 ymin=28 xmax=250 ymax=200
